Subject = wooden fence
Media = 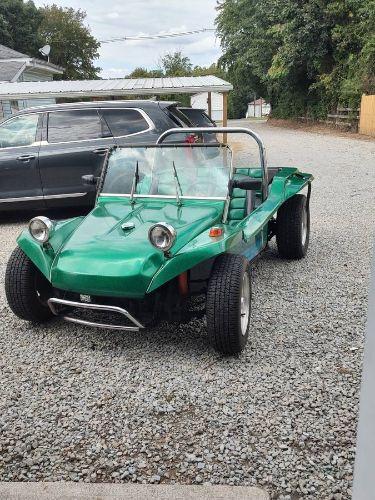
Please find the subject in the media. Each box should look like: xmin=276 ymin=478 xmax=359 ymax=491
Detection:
xmin=359 ymin=94 xmax=375 ymax=137
xmin=326 ymin=108 xmax=360 ymax=130
xmin=298 ymin=108 xmax=359 ymax=131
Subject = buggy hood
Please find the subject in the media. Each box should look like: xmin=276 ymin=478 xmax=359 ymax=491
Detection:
xmin=49 ymin=198 xmax=224 ymax=298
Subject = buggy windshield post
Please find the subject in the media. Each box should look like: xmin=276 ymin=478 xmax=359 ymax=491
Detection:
xmin=156 ymin=127 xmax=268 ymax=201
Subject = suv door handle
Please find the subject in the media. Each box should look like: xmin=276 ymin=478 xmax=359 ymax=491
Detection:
xmin=17 ymin=154 xmax=36 ymax=162
xmin=92 ymin=148 xmax=108 ymax=155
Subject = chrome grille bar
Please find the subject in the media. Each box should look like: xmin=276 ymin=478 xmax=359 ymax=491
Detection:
xmin=47 ymin=298 xmax=144 ymax=331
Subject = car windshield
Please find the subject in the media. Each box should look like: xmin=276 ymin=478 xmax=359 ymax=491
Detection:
xmin=100 ymin=145 xmax=232 ymax=199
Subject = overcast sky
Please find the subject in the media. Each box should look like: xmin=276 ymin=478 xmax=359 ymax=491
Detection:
xmin=33 ymin=0 xmax=222 ymax=79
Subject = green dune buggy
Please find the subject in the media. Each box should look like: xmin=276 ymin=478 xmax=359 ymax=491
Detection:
xmin=5 ymin=127 xmax=313 ymax=355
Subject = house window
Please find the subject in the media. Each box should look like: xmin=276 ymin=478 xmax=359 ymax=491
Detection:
xmin=10 ymin=100 xmax=20 ymax=114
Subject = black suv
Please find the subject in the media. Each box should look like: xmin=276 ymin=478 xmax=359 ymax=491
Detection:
xmin=0 ymin=100 xmax=194 ymax=211
xmin=178 ymin=107 xmax=216 ymax=128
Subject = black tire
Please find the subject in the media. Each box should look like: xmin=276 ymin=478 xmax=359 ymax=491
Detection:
xmin=276 ymin=194 xmax=310 ymax=259
xmin=206 ymin=254 xmax=251 ymax=355
xmin=5 ymin=246 xmax=54 ymax=322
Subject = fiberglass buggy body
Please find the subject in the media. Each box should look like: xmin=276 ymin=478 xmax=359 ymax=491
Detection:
xmin=5 ymin=127 xmax=313 ymax=355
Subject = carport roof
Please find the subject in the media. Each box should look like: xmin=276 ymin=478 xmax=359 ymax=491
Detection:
xmin=0 ymin=75 xmax=233 ymax=100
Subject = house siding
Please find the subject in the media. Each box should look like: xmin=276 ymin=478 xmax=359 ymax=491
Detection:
xmin=1 ymin=68 xmax=56 ymax=118
xmin=0 ymin=100 xmax=12 ymax=120
xmin=191 ymin=92 xmax=224 ymax=122
xmin=19 ymin=68 xmax=54 ymax=82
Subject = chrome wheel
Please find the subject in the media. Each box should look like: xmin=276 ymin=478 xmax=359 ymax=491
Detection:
xmin=301 ymin=206 xmax=308 ymax=247
xmin=240 ymin=272 xmax=250 ymax=335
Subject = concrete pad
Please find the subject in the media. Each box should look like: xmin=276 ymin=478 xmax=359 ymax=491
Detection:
xmin=0 ymin=483 xmax=269 ymax=500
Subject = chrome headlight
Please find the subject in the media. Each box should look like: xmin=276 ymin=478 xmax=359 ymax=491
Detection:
xmin=148 ymin=222 xmax=176 ymax=252
xmin=28 ymin=216 xmax=54 ymax=243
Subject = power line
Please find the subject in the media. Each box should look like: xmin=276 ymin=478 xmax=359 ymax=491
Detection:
xmin=99 ymin=28 xmax=215 ymax=44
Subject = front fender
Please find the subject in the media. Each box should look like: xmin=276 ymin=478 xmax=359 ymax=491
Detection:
xmin=17 ymin=216 xmax=85 ymax=281
xmin=147 ymin=169 xmax=313 ymax=294
xmin=146 ymin=227 xmax=243 ymax=293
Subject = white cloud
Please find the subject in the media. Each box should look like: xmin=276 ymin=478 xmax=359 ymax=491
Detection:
xmin=33 ymin=0 xmax=222 ymax=77
xmin=106 ymin=12 xmax=120 ymax=19
xmin=101 ymin=67 xmax=129 ymax=79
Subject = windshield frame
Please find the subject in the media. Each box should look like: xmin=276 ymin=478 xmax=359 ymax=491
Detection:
xmin=98 ymin=143 xmax=235 ymax=202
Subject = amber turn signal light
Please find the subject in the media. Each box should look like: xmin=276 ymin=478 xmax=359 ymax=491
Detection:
xmin=209 ymin=227 xmax=223 ymax=238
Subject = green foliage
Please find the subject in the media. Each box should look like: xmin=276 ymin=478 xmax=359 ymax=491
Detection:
xmin=0 ymin=0 xmax=42 ymax=57
xmin=125 ymin=53 xmax=230 ymax=110
xmin=127 ymin=58 xmax=227 ymax=81
xmin=38 ymin=5 xmax=100 ymax=79
xmin=128 ymin=67 xmax=163 ymax=78
xmin=216 ymin=0 xmax=375 ymax=118
xmin=159 ymin=51 xmax=192 ymax=76
xmin=0 ymin=0 xmax=100 ymax=80
xmin=191 ymin=63 xmax=226 ymax=78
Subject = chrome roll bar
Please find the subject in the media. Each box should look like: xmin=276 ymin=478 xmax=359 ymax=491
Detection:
xmin=156 ymin=127 xmax=268 ymax=200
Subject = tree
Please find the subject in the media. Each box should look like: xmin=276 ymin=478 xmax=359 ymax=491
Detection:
xmin=0 ymin=0 xmax=42 ymax=57
xmin=38 ymin=4 xmax=100 ymax=80
xmin=159 ymin=51 xmax=193 ymax=76
xmin=216 ymin=0 xmax=375 ymax=119
xmin=125 ymin=54 xmax=231 ymax=110
xmin=127 ymin=67 xmax=163 ymax=78
xmin=191 ymin=62 xmax=227 ymax=79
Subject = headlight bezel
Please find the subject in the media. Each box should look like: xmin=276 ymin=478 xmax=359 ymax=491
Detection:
xmin=148 ymin=222 xmax=176 ymax=252
xmin=28 ymin=216 xmax=54 ymax=244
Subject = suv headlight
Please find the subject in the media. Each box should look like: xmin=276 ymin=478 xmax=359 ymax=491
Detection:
xmin=148 ymin=222 xmax=176 ymax=252
xmin=29 ymin=216 xmax=54 ymax=243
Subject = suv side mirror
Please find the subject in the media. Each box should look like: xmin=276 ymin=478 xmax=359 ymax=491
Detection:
xmin=82 ymin=174 xmax=98 ymax=186
xmin=229 ymin=176 xmax=262 ymax=192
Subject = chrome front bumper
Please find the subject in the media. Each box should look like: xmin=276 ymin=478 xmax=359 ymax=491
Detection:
xmin=47 ymin=298 xmax=144 ymax=331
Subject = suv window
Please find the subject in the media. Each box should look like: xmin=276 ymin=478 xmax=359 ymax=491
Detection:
xmin=181 ymin=108 xmax=215 ymax=127
xmin=47 ymin=109 xmax=109 ymax=143
xmin=100 ymin=109 xmax=150 ymax=137
xmin=166 ymin=107 xmax=192 ymax=127
xmin=0 ymin=113 xmax=39 ymax=148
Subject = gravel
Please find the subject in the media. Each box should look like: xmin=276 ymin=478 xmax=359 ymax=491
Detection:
xmin=0 ymin=119 xmax=374 ymax=498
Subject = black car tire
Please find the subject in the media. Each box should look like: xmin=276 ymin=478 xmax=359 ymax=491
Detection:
xmin=5 ymin=246 xmax=54 ymax=322
xmin=276 ymin=194 xmax=310 ymax=259
xmin=206 ymin=254 xmax=251 ymax=355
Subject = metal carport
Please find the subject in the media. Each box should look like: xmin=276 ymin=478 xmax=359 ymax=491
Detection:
xmin=0 ymin=75 xmax=233 ymax=125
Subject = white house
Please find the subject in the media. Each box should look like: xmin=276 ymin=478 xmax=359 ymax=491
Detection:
xmin=246 ymin=98 xmax=271 ymax=118
xmin=0 ymin=44 xmax=63 ymax=119
xmin=191 ymin=91 xmax=223 ymax=122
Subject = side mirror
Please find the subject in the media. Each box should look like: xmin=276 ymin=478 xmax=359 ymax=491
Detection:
xmin=229 ymin=176 xmax=263 ymax=192
xmin=82 ymin=174 xmax=98 ymax=186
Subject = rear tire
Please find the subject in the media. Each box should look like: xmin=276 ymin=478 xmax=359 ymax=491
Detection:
xmin=5 ymin=246 xmax=54 ymax=322
xmin=276 ymin=194 xmax=310 ymax=259
xmin=206 ymin=254 xmax=251 ymax=355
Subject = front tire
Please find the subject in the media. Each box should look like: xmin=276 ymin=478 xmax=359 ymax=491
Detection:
xmin=206 ymin=254 xmax=251 ymax=355
xmin=276 ymin=194 xmax=310 ymax=259
xmin=5 ymin=246 xmax=54 ymax=322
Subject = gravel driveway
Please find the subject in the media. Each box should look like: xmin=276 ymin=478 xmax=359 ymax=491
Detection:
xmin=1 ymin=120 xmax=374 ymax=499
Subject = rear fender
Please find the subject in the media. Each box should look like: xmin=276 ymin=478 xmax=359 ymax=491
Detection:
xmin=240 ymin=168 xmax=313 ymax=240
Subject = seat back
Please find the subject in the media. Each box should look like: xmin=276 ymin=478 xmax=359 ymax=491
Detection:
xmin=227 ymin=168 xmax=262 ymax=221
